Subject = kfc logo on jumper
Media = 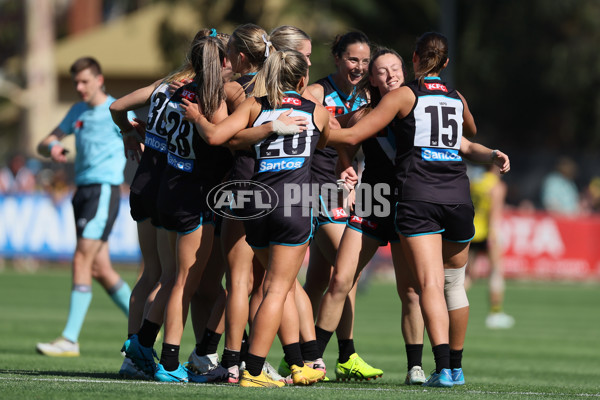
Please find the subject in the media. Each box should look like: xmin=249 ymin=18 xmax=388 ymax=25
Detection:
xmin=282 ymin=97 xmax=301 ymax=106
xmin=181 ymin=89 xmax=196 ymax=102
xmin=325 ymin=106 xmax=344 ymax=116
xmin=425 ymin=83 xmax=448 ymax=92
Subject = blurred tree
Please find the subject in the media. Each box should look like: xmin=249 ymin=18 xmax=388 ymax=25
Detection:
xmin=0 ymin=1 xmax=25 ymax=66
xmin=2 ymin=0 xmax=597 ymax=167
xmin=456 ymin=0 xmax=600 ymax=151
xmin=152 ymin=0 xmax=358 ymax=79
xmin=325 ymin=0 xmax=438 ymax=55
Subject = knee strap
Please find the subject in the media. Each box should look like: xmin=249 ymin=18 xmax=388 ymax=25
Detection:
xmin=444 ymin=263 xmax=469 ymax=311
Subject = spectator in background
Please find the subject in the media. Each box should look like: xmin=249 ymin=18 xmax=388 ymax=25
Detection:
xmin=541 ymin=156 xmax=580 ymax=215
xmin=38 ymin=167 xmax=73 ymax=205
xmin=0 ymin=153 xmax=39 ymax=271
xmin=35 ymin=57 xmax=132 ymax=357
xmin=0 ymin=152 xmax=36 ymax=194
xmin=581 ymin=176 xmax=600 ymax=214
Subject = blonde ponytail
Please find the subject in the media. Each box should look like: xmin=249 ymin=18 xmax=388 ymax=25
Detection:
xmin=190 ymin=37 xmax=226 ymax=120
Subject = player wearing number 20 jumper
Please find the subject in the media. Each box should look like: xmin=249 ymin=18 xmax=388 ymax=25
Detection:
xmin=243 ymin=92 xmax=320 ymax=248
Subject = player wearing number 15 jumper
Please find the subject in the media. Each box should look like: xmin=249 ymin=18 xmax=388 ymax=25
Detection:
xmin=328 ymin=32 xmax=510 ymax=388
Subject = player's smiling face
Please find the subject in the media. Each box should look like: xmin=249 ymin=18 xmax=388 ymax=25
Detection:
xmin=369 ymin=53 xmax=405 ymax=95
xmin=337 ymin=42 xmax=370 ymax=86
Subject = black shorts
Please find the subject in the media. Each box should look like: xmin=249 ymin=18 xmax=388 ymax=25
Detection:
xmin=157 ymin=170 xmax=213 ymax=234
xmin=72 ymin=184 xmax=120 ymax=241
xmin=347 ymin=183 xmax=398 ymax=245
xmin=347 ymin=213 xmax=399 ymax=246
xmin=129 ymin=149 xmax=166 ymax=226
xmin=244 ymin=207 xmax=314 ymax=248
xmin=315 ymin=194 xmax=349 ymax=226
xmin=130 ymin=191 xmax=160 ymax=227
xmin=213 ymin=214 xmax=223 ymax=237
xmin=395 ymin=200 xmax=475 ymax=242
xmin=158 ymin=209 xmax=214 ymax=234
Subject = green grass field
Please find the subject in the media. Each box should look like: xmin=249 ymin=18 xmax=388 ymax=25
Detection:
xmin=0 ymin=266 xmax=599 ymax=399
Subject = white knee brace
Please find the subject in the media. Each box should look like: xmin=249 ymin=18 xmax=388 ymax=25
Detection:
xmin=444 ymin=263 xmax=469 ymax=311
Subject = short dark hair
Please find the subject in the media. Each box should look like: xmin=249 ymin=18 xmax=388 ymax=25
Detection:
xmin=331 ymin=31 xmax=370 ymax=58
xmin=70 ymin=57 xmax=102 ymax=76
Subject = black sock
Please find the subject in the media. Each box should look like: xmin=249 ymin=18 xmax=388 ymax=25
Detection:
xmin=300 ymin=340 xmax=320 ymax=361
xmin=337 ymin=339 xmax=355 ymax=364
xmin=283 ymin=342 xmax=304 ymax=368
xmin=241 ymin=329 xmax=249 ymax=358
xmin=450 ymin=348 xmax=463 ymax=370
xmin=245 ymin=352 xmax=265 ymax=377
xmin=195 ymin=329 xmax=222 ymax=356
xmin=160 ymin=343 xmax=180 ymax=371
xmin=221 ymin=348 xmax=241 ymax=369
xmin=315 ymin=326 xmax=334 ymax=357
xmin=406 ymin=344 xmax=424 ymax=369
xmin=137 ymin=319 xmax=161 ymax=348
xmin=432 ymin=344 xmax=450 ymax=373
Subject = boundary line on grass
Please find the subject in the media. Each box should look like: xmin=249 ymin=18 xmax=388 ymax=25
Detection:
xmin=1 ymin=376 xmax=599 ymax=397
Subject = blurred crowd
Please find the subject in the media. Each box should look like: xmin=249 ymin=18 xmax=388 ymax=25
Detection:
xmin=1 ymin=152 xmax=599 ymax=215
xmin=0 ymin=152 xmax=135 ymax=204
xmin=539 ymin=156 xmax=600 ymax=216
xmin=0 ymin=152 xmax=73 ymax=204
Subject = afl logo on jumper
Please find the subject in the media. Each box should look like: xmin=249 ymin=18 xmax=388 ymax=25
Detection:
xmin=207 ymin=180 xmax=279 ymax=220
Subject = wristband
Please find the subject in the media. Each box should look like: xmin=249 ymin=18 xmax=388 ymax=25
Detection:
xmin=48 ymin=140 xmax=61 ymax=152
xmin=491 ymin=149 xmax=498 ymax=160
xmin=272 ymin=119 xmax=300 ymax=135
